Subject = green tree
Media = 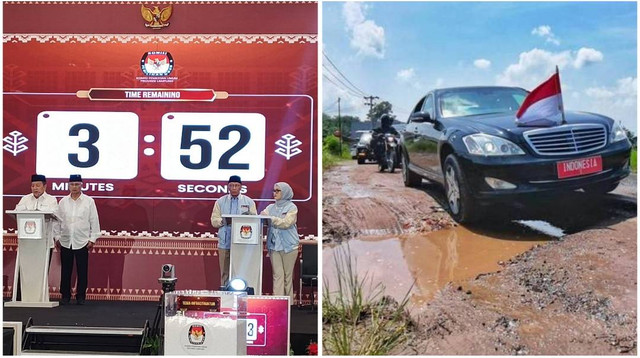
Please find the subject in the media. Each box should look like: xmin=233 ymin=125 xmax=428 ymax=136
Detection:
xmin=367 ymin=101 xmax=395 ymax=128
xmin=322 ymin=113 xmax=359 ymax=139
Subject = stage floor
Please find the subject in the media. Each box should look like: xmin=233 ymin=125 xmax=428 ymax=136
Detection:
xmin=3 ymin=299 xmax=317 ymax=354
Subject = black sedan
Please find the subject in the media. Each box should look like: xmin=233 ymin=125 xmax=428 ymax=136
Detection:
xmin=355 ymin=131 xmax=376 ymax=164
xmin=399 ymin=86 xmax=632 ymax=223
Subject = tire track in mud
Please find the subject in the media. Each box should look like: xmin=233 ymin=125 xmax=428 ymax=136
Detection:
xmin=322 ymin=161 xmax=455 ymax=243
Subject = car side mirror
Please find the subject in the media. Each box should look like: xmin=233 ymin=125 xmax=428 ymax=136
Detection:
xmin=410 ymin=111 xmax=434 ymax=123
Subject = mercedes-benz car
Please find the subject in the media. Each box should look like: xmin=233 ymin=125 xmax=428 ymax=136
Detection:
xmin=399 ymin=86 xmax=632 ymax=223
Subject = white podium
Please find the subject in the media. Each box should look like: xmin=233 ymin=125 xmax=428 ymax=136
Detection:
xmin=223 ymin=214 xmax=270 ymax=295
xmin=164 ymin=290 xmax=247 ymax=355
xmin=5 ymin=210 xmax=59 ymax=308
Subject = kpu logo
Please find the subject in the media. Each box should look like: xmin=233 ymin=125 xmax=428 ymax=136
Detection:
xmin=140 ymin=51 xmax=174 ymax=76
xmin=240 ymin=225 xmax=253 ymax=239
xmin=188 ymin=324 xmax=205 ymax=345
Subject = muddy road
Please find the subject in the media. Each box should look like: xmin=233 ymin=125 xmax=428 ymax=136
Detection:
xmin=322 ymin=161 xmax=455 ymax=242
xmin=322 ymin=160 xmax=636 ymax=354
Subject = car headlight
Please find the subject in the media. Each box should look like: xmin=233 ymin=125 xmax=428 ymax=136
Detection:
xmin=463 ymin=133 xmax=525 ymax=156
xmin=610 ymin=121 xmax=628 ymax=143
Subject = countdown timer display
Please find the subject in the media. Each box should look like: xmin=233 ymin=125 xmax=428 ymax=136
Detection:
xmin=4 ymin=93 xmax=315 ymax=233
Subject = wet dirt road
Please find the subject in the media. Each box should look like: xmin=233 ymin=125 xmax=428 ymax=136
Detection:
xmin=323 ymin=225 xmax=549 ymax=315
xmin=323 ymin=160 xmax=636 ymax=242
xmin=323 ymin=160 xmax=637 ymax=354
xmin=322 ymin=161 xmax=455 ymax=242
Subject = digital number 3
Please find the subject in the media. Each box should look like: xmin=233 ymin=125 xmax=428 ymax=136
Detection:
xmin=68 ymin=123 xmax=100 ymax=168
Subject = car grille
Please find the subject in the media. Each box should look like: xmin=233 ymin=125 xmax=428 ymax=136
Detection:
xmin=523 ymin=124 xmax=607 ymax=156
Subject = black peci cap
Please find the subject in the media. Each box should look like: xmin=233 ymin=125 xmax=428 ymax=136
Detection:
xmin=228 ymin=175 xmax=242 ymax=184
xmin=31 ymin=174 xmax=46 ymax=183
xmin=69 ymin=174 xmax=83 ymax=182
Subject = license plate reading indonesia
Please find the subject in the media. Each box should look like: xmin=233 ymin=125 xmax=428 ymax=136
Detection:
xmin=557 ymin=156 xmax=603 ymax=179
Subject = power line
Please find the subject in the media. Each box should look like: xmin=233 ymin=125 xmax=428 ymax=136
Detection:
xmin=322 ymin=73 xmax=364 ymax=98
xmin=322 ymin=64 xmax=367 ymax=97
xmin=322 ymin=51 xmax=369 ymax=96
xmin=323 ymin=67 xmax=362 ymax=97
xmin=323 ymin=51 xmax=368 ymax=96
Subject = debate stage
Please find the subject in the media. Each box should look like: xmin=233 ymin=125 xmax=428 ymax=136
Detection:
xmin=3 ymin=299 xmax=317 ymax=355
xmin=3 ymin=235 xmax=318 ymax=354
xmin=3 ymin=2 xmax=319 ymax=354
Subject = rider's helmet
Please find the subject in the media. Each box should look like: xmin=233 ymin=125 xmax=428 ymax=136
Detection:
xmin=380 ymin=114 xmax=393 ymax=128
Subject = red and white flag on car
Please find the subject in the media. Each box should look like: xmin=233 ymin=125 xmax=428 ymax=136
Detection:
xmin=516 ymin=67 xmax=566 ymax=126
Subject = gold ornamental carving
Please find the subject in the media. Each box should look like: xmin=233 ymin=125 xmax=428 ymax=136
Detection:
xmin=141 ymin=4 xmax=173 ymax=29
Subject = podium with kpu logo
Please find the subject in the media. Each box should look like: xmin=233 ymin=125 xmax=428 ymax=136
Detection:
xmin=223 ymin=214 xmax=270 ymax=295
xmin=5 ymin=210 xmax=59 ymax=308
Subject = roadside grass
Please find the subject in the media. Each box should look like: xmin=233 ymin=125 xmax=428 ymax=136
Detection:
xmin=322 ymin=152 xmax=344 ymax=170
xmin=322 ymin=136 xmax=352 ymax=170
xmin=322 ymin=245 xmax=414 ymax=355
xmin=631 ymin=149 xmax=637 ymax=173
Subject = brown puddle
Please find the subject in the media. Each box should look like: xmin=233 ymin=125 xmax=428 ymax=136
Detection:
xmin=323 ymin=225 xmax=550 ymax=315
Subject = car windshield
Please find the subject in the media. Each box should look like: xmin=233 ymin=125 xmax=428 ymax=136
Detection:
xmin=358 ymin=132 xmax=372 ymax=144
xmin=438 ymin=88 xmax=528 ymax=118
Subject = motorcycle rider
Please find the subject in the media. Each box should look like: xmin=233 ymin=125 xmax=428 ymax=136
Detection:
xmin=371 ymin=113 xmax=399 ymax=164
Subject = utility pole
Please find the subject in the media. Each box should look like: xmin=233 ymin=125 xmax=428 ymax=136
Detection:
xmin=338 ymin=97 xmax=342 ymax=155
xmin=363 ymin=95 xmax=379 ymax=129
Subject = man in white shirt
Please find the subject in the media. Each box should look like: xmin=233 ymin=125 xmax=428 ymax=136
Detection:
xmin=15 ymin=173 xmax=59 ymax=249
xmin=14 ymin=174 xmax=58 ymax=299
xmin=54 ymin=175 xmax=101 ymax=305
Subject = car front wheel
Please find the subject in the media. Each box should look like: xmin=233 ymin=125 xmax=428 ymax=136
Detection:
xmin=402 ymin=153 xmax=421 ymax=187
xmin=443 ymin=154 xmax=479 ymax=223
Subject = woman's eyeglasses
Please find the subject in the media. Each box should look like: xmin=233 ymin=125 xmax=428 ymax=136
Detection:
xmin=273 ymin=189 xmax=281 ymax=193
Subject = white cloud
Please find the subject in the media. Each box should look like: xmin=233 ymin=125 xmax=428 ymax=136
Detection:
xmin=579 ymin=77 xmax=637 ymax=132
xmin=531 ymin=25 xmax=552 ymax=37
xmin=496 ymin=48 xmax=572 ymax=89
xmin=496 ymin=47 xmax=605 ymax=89
xmin=342 ymin=3 xmax=386 ymax=58
xmin=531 ymin=25 xmax=560 ymax=45
xmin=573 ymin=47 xmax=604 ymax=69
xmin=585 ymin=77 xmax=636 ymax=104
xmin=396 ymin=67 xmax=426 ymax=91
xmin=396 ymin=68 xmax=415 ymax=81
xmin=616 ymin=77 xmax=637 ymax=97
xmin=585 ymin=87 xmax=614 ymax=99
xmin=473 ymin=58 xmax=491 ymax=69
xmin=343 ymin=2 xmax=365 ymax=28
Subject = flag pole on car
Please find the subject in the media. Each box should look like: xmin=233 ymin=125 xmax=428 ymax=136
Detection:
xmin=556 ymin=66 xmax=567 ymax=125
xmin=516 ymin=66 xmax=567 ymax=126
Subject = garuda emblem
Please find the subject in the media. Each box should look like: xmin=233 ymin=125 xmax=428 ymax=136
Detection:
xmin=141 ymin=4 xmax=173 ymax=29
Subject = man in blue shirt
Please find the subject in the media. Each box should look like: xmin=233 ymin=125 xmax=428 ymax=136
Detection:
xmin=210 ymin=175 xmax=257 ymax=287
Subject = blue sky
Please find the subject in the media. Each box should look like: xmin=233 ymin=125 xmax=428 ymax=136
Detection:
xmin=322 ymin=2 xmax=637 ymax=132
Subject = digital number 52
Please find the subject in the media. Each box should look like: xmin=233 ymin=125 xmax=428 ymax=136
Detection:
xmin=179 ymin=125 xmax=251 ymax=170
